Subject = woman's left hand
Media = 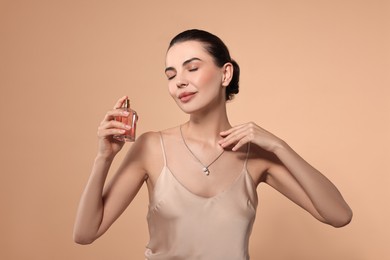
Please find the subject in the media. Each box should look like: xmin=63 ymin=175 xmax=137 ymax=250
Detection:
xmin=219 ymin=122 xmax=285 ymax=153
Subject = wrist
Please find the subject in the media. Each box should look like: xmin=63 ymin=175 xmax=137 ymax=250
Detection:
xmin=95 ymin=153 xmax=115 ymax=163
xmin=270 ymin=139 xmax=289 ymax=154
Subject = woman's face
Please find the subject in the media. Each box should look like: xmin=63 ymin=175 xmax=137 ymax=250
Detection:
xmin=165 ymin=40 xmax=227 ymax=114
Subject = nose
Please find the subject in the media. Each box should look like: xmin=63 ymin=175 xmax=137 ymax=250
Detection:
xmin=176 ymin=76 xmax=189 ymax=88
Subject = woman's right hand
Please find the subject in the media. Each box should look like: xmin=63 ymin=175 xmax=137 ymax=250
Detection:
xmin=96 ymin=96 xmax=131 ymax=159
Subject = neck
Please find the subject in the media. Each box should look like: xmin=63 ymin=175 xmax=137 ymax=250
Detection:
xmin=183 ymin=103 xmax=231 ymax=145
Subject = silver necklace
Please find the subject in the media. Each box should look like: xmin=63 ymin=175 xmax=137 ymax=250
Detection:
xmin=180 ymin=125 xmax=225 ymax=176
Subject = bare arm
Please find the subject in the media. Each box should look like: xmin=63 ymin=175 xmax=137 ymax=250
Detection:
xmin=219 ymin=122 xmax=353 ymax=227
xmin=265 ymin=142 xmax=352 ymax=227
xmin=73 ymin=96 xmax=147 ymax=244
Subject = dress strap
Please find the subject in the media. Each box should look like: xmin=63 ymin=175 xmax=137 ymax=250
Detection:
xmin=244 ymin=142 xmax=251 ymax=168
xmin=159 ymin=132 xmax=167 ymax=166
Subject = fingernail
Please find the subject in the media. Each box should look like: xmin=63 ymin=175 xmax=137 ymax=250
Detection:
xmin=122 ymin=111 xmax=129 ymax=116
xmin=125 ymin=124 xmax=131 ymax=129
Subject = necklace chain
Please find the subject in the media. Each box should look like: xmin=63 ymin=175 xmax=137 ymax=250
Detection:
xmin=180 ymin=125 xmax=225 ymax=176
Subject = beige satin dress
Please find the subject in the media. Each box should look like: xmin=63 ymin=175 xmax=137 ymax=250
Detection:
xmin=144 ymin=133 xmax=258 ymax=260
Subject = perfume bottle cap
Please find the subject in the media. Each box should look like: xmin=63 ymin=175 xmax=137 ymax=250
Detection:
xmin=123 ymin=98 xmax=130 ymax=108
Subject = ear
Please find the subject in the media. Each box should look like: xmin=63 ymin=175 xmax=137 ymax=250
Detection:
xmin=221 ymin=62 xmax=233 ymax=87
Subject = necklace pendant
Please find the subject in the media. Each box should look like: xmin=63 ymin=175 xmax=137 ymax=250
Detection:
xmin=180 ymin=125 xmax=224 ymax=177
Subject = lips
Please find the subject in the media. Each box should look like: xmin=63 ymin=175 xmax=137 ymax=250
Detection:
xmin=178 ymin=92 xmax=197 ymax=102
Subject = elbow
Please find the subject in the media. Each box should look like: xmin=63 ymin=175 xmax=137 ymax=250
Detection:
xmin=73 ymin=231 xmax=96 ymax=245
xmin=329 ymin=208 xmax=353 ymax=228
xmin=74 ymin=236 xmax=95 ymax=245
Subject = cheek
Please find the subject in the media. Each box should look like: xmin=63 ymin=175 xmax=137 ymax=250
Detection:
xmin=202 ymin=73 xmax=222 ymax=91
xmin=168 ymin=82 xmax=176 ymax=97
xmin=197 ymin=69 xmax=222 ymax=89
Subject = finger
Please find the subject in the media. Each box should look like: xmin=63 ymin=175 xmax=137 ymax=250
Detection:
xmin=220 ymin=123 xmax=246 ymax=136
xmin=113 ymin=95 xmax=128 ymax=109
xmin=220 ymin=132 xmax=247 ymax=149
xmin=219 ymin=126 xmax=250 ymax=147
xmin=100 ymin=119 xmax=132 ymax=131
xmin=102 ymin=109 xmax=130 ymax=122
xmin=220 ymin=123 xmax=257 ymax=141
xmin=98 ymin=128 xmax=127 ymax=139
xmin=232 ymin=136 xmax=251 ymax=151
xmin=98 ymin=119 xmax=132 ymax=133
xmin=98 ymin=122 xmax=130 ymax=140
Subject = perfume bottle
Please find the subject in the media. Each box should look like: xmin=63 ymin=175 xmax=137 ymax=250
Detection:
xmin=113 ymin=98 xmax=138 ymax=142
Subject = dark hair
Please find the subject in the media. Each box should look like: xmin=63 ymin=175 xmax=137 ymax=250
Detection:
xmin=168 ymin=29 xmax=240 ymax=101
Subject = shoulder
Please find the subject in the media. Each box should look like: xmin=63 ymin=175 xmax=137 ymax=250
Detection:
xmin=122 ymin=131 xmax=162 ymax=163
xmin=132 ymin=124 xmax=182 ymax=153
xmin=128 ymin=131 xmax=164 ymax=163
xmin=134 ymin=127 xmax=180 ymax=178
xmin=135 ymin=126 xmax=179 ymax=146
xmin=154 ymin=126 xmax=182 ymax=146
xmin=160 ymin=125 xmax=180 ymax=136
xmin=134 ymin=131 xmax=161 ymax=147
xmin=124 ymin=131 xmax=164 ymax=177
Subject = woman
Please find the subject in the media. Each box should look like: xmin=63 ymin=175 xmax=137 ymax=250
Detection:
xmin=73 ymin=29 xmax=352 ymax=259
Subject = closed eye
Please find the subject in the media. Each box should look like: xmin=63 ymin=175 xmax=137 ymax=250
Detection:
xmin=167 ymin=74 xmax=176 ymax=80
xmin=165 ymin=70 xmax=176 ymax=80
xmin=165 ymin=57 xmax=201 ymax=80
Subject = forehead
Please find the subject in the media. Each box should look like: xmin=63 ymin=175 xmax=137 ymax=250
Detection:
xmin=165 ymin=40 xmax=211 ymax=66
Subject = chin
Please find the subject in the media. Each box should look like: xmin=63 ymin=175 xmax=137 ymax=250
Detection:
xmin=178 ymin=106 xmax=199 ymax=115
xmin=176 ymin=102 xmax=202 ymax=115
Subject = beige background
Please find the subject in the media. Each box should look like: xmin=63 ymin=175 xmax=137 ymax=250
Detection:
xmin=1 ymin=0 xmax=389 ymax=259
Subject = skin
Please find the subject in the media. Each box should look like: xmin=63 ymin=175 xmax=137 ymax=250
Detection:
xmin=73 ymin=40 xmax=352 ymax=245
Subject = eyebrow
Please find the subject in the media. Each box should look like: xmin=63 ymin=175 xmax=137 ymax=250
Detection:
xmin=165 ymin=57 xmax=202 ymax=73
